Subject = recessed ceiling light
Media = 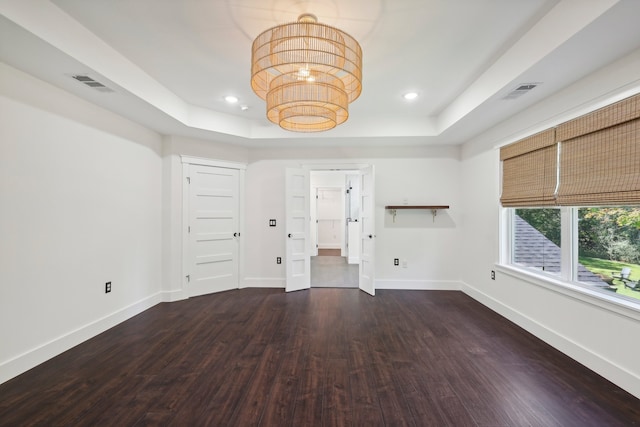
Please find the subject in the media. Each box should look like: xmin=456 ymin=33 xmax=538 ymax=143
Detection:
xmin=225 ymin=95 xmax=239 ymax=103
xmin=240 ymin=105 xmax=249 ymax=111
xmin=403 ymin=92 xmax=419 ymax=100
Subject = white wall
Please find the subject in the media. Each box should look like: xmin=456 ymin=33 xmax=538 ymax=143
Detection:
xmin=243 ymin=149 xmax=462 ymax=290
xmin=459 ymin=49 xmax=640 ymax=398
xmin=316 ymin=188 xmax=343 ymax=249
xmin=0 ymin=63 xmax=163 ymax=383
xmin=311 ymin=171 xmax=347 ymax=188
xmin=375 ymin=156 xmax=461 ymax=289
xmin=317 ymin=188 xmax=343 ymax=247
xmin=311 ymin=171 xmax=347 ymax=253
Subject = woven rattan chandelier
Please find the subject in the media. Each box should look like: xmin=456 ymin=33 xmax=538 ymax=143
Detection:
xmin=251 ymin=13 xmax=362 ymax=132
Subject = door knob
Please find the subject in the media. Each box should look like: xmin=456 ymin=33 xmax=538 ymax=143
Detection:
xmin=368 ymin=234 xmax=373 ymax=239
xmin=233 ymin=232 xmax=237 ymax=237
xmin=288 ymin=233 xmax=292 ymax=238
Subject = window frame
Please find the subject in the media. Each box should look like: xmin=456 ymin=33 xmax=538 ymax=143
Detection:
xmin=498 ymin=92 xmax=640 ymax=318
xmin=499 ymin=206 xmax=640 ymax=318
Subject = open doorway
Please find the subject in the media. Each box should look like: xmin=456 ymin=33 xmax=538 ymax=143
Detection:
xmin=310 ymin=171 xmax=360 ymax=288
xmin=285 ymin=165 xmax=374 ymax=295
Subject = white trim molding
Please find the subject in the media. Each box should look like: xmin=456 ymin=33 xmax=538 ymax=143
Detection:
xmin=161 ymin=289 xmax=188 ymax=303
xmin=180 ymin=155 xmax=247 ymax=170
xmin=241 ymin=277 xmax=286 ymax=289
xmin=375 ymin=279 xmax=462 ymax=291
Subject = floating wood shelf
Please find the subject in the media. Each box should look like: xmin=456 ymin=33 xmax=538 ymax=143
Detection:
xmin=385 ymin=205 xmax=450 ymax=222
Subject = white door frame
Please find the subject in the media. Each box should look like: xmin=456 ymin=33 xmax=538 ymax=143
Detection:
xmin=311 ymin=187 xmax=319 ymax=257
xmin=290 ymin=163 xmax=374 ymax=294
xmin=181 ymin=156 xmax=246 ymax=299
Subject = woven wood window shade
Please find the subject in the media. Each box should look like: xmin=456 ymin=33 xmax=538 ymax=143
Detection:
xmin=556 ymin=93 xmax=640 ymax=206
xmin=500 ymin=129 xmax=557 ymax=207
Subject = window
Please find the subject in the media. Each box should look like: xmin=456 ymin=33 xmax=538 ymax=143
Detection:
xmin=506 ymin=206 xmax=640 ymax=303
xmin=500 ymin=93 xmax=640 ymax=305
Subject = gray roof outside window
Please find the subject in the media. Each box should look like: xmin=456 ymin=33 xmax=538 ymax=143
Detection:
xmin=514 ymin=215 xmax=605 ymax=285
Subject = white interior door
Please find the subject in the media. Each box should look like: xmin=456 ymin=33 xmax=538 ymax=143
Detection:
xmin=346 ymin=174 xmax=361 ymax=264
xmin=187 ymin=164 xmax=239 ymax=297
xmin=344 ymin=176 xmax=350 ymax=257
xmin=285 ymin=168 xmax=310 ymax=292
xmin=310 ymin=188 xmax=318 ymax=257
xmin=359 ymin=165 xmax=375 ymax=296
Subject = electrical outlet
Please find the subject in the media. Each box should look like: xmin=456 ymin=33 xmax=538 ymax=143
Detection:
xmin=269 ymin=219 xmax=276 ymax=227
xmin=277 ymin=257 xmax=282 ymax=264
xmin=105 ymin=282 xmax=111 ymax=293
xmin=491 ymin=270 xmax=495 ymax=280
xmin=394 ymin=258 xmax=399 ymax=266
xmin=402 ymin=260 xmax=408 ymax=269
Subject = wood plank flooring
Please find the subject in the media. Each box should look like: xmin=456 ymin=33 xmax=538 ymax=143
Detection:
xmin=0 ymin=289 xmax=638 ymax=426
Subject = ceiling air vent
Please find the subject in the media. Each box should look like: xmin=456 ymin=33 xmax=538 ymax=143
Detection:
xmin=502 ymin=82 xmax=540 ymax=100
xmin=71 ymin=75 xmax=114 ymax=93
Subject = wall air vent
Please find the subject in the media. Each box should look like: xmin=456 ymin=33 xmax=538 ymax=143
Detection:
xmin=71 ymin=75 xmax=114 ymax=93
xmin=502 ymin=82 xmax=541 ymax=100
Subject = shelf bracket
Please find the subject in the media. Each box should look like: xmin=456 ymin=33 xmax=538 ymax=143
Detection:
xmin=431 ymin=209 xmax=437 ymax=222
xmin=390 ymin=209 xmax=397 ymax=223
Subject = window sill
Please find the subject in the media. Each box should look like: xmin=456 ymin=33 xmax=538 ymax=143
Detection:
xmin=495 ymin=264 xmax=640 ymax=322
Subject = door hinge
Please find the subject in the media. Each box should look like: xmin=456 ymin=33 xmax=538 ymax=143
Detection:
xmin=186 ymin=176 xmax=191 ymax=184
xmin=316 ymin=195 xmax=319 ymax=199
xmin=188 ymin=226 xmax=191 ymax=233
xmin=346 ymin=189 xmax=350 ymax=194
xmin=186 ymin=274 xmax=190 ymax=282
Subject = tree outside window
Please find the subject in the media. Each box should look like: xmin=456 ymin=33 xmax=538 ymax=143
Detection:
xmin=578 ymin=207 xmax=640 ymax=301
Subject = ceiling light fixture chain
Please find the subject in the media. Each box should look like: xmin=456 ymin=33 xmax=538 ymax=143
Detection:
xmin=251 ymin=13 xmax=362 ymax=132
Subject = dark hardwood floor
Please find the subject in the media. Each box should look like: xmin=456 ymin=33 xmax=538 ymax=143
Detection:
xmin=1 ymin=289 xmax=638 ymax=426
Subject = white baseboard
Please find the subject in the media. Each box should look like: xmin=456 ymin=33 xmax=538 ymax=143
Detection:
xmin=0 ymin=292 xmax=163 ymax=385
xmin=375 ymin=280 xmax=462 ymax=290
xmin=161 ymin=289 xmax=187 ymax=302
xmin=460 ymin=281 xmax=640 ymax=399
xmin=241 ymin=277 xmax=285 ymax=288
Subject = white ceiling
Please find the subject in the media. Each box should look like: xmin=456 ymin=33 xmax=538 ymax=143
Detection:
xmin=1 ymin=0 xmax=640 ymax=147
